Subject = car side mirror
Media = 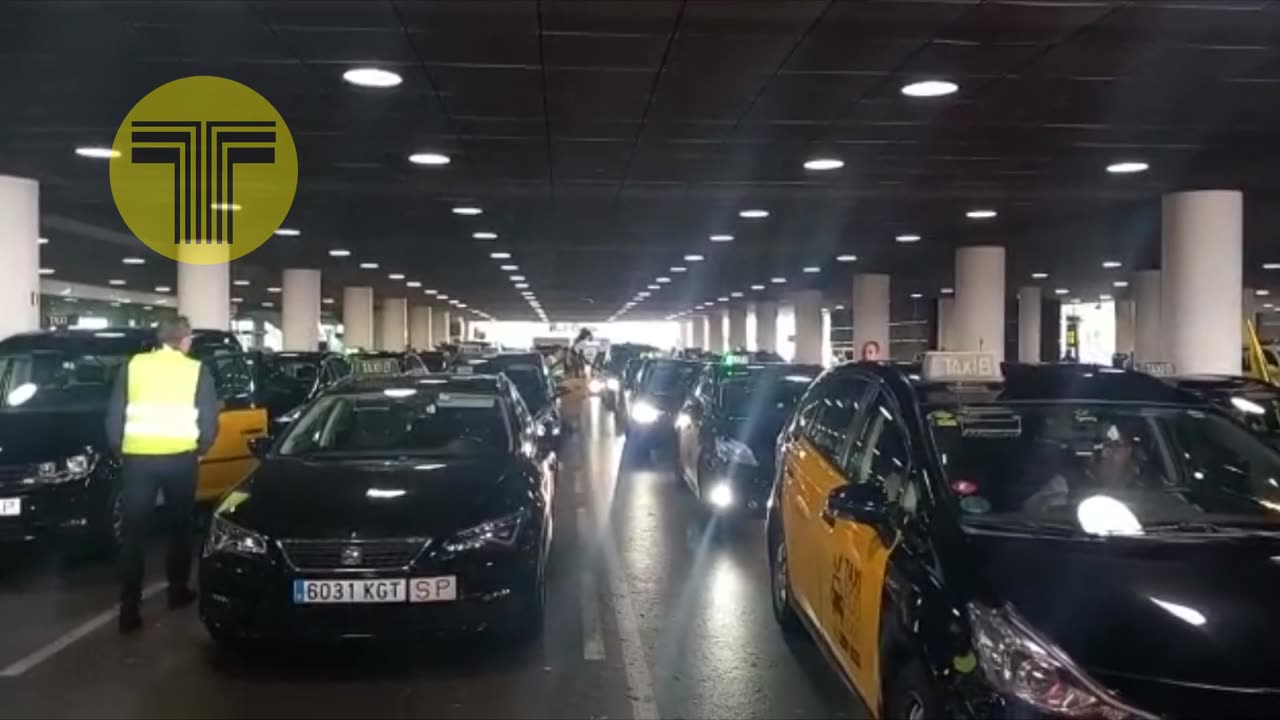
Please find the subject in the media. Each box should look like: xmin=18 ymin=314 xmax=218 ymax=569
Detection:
xmin=825 ymin=483 xmax=889 ymax=528
xmin=248 ymin=436 xmax=273 ymax=458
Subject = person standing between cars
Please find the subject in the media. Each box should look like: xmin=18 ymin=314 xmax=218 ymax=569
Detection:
xmin=860 ymin=340 xmax=881 ymax=361
xmin=105 ymin=316 xmax=218 ymax=634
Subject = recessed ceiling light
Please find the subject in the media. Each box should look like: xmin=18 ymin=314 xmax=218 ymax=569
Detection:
xmin=730 ymin=291 xmax=744 ymax=298
xmin=714 ymin=296 xmax=728 ymax=302
xmin=684 ymin=254 xmax=704 ymax=262
xmin=267 ymin=286 xmax=282 ymax=294
xmin=359 ymin=262 xmax=379 ymax=269
xmin=108 ymin=279 xmax=126 ymax=286
xmin=406 ymin=281 xmax=422 ymax=288
xmin=1031 ymin=272 xmax=1049 ymax=279
xmin=836 ymin=254 xmax=857 ymax=263
xmin=515 ymin=283 xmax=530 ymax=289
xmin=262 ymin=301 xmax=275 ymax=308
xmin=452 ymin=206 xmax=483 ymax=216
xmin=895 ymin=234 xmax=921 ymax=243
xmin=966 ymin=209 xmax=997 ymax=219
xmin=343 ymin=67 xmax=403 ymax=88
xmin=1113 ymin=280 xmax=1129 ymax=288
xmin=38 ymin=237 xmax=49 ymax=245
xmin=274 ymin=227 xmax=300 ymax=237
xmin=473 ymin=231 xmax=498 ymax=240
xmin=425 ymin=289 xmax=438 ymax=295
xmin=510 ymin=275 xmax=526 ymax=281
xmin=771 ymin=277 xmax=787 ymax=284
xmin=1102 ymin=260 xmax=1123 ymax=269
xmin=1106 ymin=161 xmax=1149 ymax=174
xmin=1054 ymin=288 xmax=1070 ymax=295
xmin=500 ymin=265 xmax=519 ymax=272
xmin=1256 ymin=289 xmax=1271 ymax=297
xmin=803 ymin=266 xmax=821 ymax=274
xmin=803 ymin=158 xmax=844 ymax=171
xmin=1263 ymin=263 xmax=1280 ymax=270
xmin=322 ymin=298 xmax=335 ymax=304
xmin=490 ymin=252 xmax=511 ymax=259
xmin=647 ymin=284 xmax=660 ymax=290
xmin=75 ymin=146 xmax=119 ymax=159
xmin=941 ymin=287 xmax=954 ymax=295
xmin=910 ymin=293 xmax=923 ymax=299
xmin=233 ymin=279 xmax=250 ymax=286
xmin=409 ymin=152 xmax=451 ymax=166
xmin=709 ymin=234 xmax=734 ymax=242
xmin=1099 ymin=293 xmax=1114 ymax=301
xmin=438 ymin=294 xmax=450 ymax=300
xmin=231 ymin=297 xmax=243 ymax=304
xmin=656 ymin=277 xmax=671 ymax=283
xmin=739 ymin=209 xmax=769 ymax=219
xmin=122 ymin=257 xmax=145 ymax=265
xmin=329 ymin=249 xmax=351 ymax=257
xmin=39 ymin=268 xmax=55 ymax=276
xmin=388 ymin=273 xmax=405 ymax=280
xmin=750 ymin=284 xmax=766 ymax=291
xmin=670 ymin=266 xmax=687 ymax=273
xmin=901 ymin=80 xmax=958 ymax=97
xmin=155 ymin=286 xmax=171 ymax=293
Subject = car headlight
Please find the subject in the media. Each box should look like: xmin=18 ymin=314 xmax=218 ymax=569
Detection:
xmin=26 ymin=452 xmax=97 ymax=485
xmin=969 ymin=603 xmax=1156 ymax=720
xmin=715 ymin=438 xmax=758 ymax=467
xmin=630 ymin=400 xmax=663 ymax=424
xmin=606 ymin=378 xmax=620 ymax=392
xmin=204 ymin=516 xmax=268 ymax=558
xmin=588 ymin=378 xmax=604 ymax=394
xmin=443 ymin=509 xmax=528 ymax=552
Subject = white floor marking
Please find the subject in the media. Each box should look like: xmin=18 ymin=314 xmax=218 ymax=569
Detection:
xmin=581 ymin=569 xmax=606 ymax=661
xmin=604 ymin=540 xmax=660 ymax=720
xmin=0 ymin=581 xmax=166 ymax=678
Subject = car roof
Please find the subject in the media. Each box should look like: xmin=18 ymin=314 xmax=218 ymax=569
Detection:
xmin=330 ymin=373 xmax=508 ymax=396
xmin=712 ymin=362 xmax=822 ymax=377
xmin=1172 ymin=375 xmax=1280 ymax=395
xmin=0 ymin=327 xmax=240 ymax=355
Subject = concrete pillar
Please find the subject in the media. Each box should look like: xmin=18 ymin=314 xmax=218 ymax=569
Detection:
xmin=0 ymin=176 xmax=39 ymax=339
xmin=679 ymin=319 xmax=692 ymax=349
xmin=380 ymin=298 xmax=407 ymax=351
xmin=281 ymin=268 xmax=321 ymax=351
xmin=936 ymin=297 xmax=955 ymax=350
xmin=372 ymin=306 xmax=384 ymax=349
xmin=792 ymin=290 xmax=824 ymax=364
xmin=708 ymin=309 xmax=726 ymax=352
xmin=755 ymin=301 xmax=778 ymax=353
xmin=1133 ymin=270 xmax=1162 ymax=364
xmin=1162 ymin=190 xmax=1243 ymax=375
xmin=439 ymin=310 xmax=452 ymax=343
xmin=955 ymin=246 xmax=1006 ymax=354
xmin=691 ymin=315 xmax=708 ymax=350
xmin=410 ymin=305 xmax=433 ymax=350
xmin=852 ymin=273 xmax=890 ymax=355
xmin=1115 ymin=299 xmax=1136 ymax=356
xmin=177 ymin=244 xmax=230 ymax=331
xmin=727 ymin=305 xmax=748 ymax=350
xmin=1018 ymin=286 xmax=1042 ymax=363
xmin=342 ymin=286 xmax=374 ymax=350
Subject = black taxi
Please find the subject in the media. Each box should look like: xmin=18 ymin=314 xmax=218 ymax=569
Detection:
xmin=768 ymin=354 xmax=1280 ymax=719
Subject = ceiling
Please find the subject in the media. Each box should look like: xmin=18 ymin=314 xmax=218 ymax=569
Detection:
xmin=5 ymin=0 xmax=1280 ymax=322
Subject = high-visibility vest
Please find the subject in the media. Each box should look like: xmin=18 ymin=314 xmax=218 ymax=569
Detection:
xmin=122 ymin=347 xmax=203 ymax=455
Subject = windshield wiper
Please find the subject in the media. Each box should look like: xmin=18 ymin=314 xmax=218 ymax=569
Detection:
xmin=1142 ymin=520 xmax=1280 ymax=537
xmin=960 ymin=516 xmax=1078 ymax=536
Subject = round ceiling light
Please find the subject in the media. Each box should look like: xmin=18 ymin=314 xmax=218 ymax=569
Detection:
xmin=901 ymin=80 xmax=959 ymax=98
xmin=656 ymin=277 xmax=670 ymax=283
xmin=1054 ymin=288 xmax=1070 ymax=295
xmin=803 ymin=158 xmax=844 ymax=171
xmin=359 ymin=262 xmax=379 ymax=269
xmin=329 ymin=249 xmax=351 ymax=257
xmin=1102 ymin=260 xmax=1123 ymax=269
xmin=155 ymin=286 xmax=171 ymax=293
xmin=122 ymin=257 xmax=146 ymax=265
xmin=739 ymin=209 xmax=769 ymax=219
xmin=388 ymin=273 xmax=405 ymax=280
xmin=771 ymin=277 xmax=787 ymax=284
xmin=108 ymin=279 xmax=126 ymax=286
xmin=473 ymin=231 xmax=498 ymax=240
xmin=684 ymin=254 xmax=704 ymax=262
xmin=409 ymin=152 xmax=451 ymax=166
xmin=1031 ymin=272 xmax=1049 ymax=280
xmin=1113 ymin=280 xmax=1129 ymax=288
xmin=909 ymin=293 xmax=923 ymax=299
xmin=750 ymin=284 xmax=765 ymax=291
xmin=233 ymin=279 xmax=250 ymax=286
xmin=490 ymin=252 xmax=512 ymax=259
xmin=709 ymin=234 xmax=734 ymax=242
xmin=836 ymin=254 xmax=857 ymax=263
xmin=1106 ymin=161 xmax=1149 ymax=174
xmin=267 ymin=286 xmax=282 ymax=294
xmin=895 ymin=234 xmax=921 ymax=243
xmin=274 ymin=227 xmax=300 ymax=237
xmin=670 ymin=266 xmax=687 ymax=273
xmin=343 ymin=68 xmax=403 ymax=88
xmin=452 ymin=206 xmax=482 ymax=216
xmin=803 ymin=266 xmax=821 ymax=274
xmin=500 ymin=265 xmax=519 ymax=271
xmin=75 ymin=146 xmax=119 ymax=159
xmin=966 ymin=209 xmax=997 ymax=219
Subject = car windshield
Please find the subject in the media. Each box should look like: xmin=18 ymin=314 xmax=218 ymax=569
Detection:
xmin=277 ymin=390 xmax=510 ymax=458
xmin=1222 ymin=393 xmax=1280 ymax=442
xmin=720 ymin=372 xmax=815 ymax=420
xmin=642 ymin=362 xmax=700 ymax=395
xmin=267 ymin=356 xmax=320 ymax=384
xmin=928 ymin=402 xmax=1280 ymax=534
xmin=500 ymin=367 xmax=549 ymax=412
xmin=0 ymin=350 xmax=128 ymax=411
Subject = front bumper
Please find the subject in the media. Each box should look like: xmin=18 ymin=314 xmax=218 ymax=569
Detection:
xmin=199 ymin=536 xmax=541 ymax=640
xmin=0 ymin=479 xmax=95 ymax=543
xmin=702 ymin=459 xmax=772 ymax=512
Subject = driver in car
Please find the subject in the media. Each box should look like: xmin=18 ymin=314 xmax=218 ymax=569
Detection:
xmin=1024 ymin=424 xmax=1142 ymax=512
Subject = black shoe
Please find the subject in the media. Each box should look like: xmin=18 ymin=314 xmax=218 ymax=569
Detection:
xmin=118 ymin=608 xmax=142 ymax=635
xmin=167 ymin=586 xmax=196 ymax=610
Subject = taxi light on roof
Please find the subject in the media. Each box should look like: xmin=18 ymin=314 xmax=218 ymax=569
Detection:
xmin=921 ymin=352 xmax=1002 ymax=383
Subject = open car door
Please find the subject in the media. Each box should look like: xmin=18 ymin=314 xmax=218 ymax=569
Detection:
xmin=194 ymin=348 xmax=268 ymax=502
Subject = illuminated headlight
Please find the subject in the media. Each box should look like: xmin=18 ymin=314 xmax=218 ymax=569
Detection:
xmin=606 ymin=378 xmax=620 ymax=392
xmin=26 ymin=452 xmax=97 ymax=485
xmin=629 ymin=400 xmax=663 ymax=425
xmin=204 ymin=516 xmax=268 ymax=558
xmin=715 ymin=438 xmax=758 ymax=467
xmin=708 ymin=483 xmax=734 ymax=509
xmin=969 ymin=603 xmax=1156 ymax=720
xmin=443 ymin=509 xmax=527 ymax=552
xmin=588 ymin=378 xmax=605 ymax=394
xmin=674 ymin=412 xmax=692 ymax=430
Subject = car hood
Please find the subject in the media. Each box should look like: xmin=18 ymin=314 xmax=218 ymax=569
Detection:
xmin=222 ymin=456 xmax=524 ymax=539
xmin=0 ymin=409 xmax=105 ymax=465
xmin=639 ymin=392 xmax=685 ymax=413
xmin=719 ymin=416 xmax=785 ymax=462
xmin=967 ymin=531 xmax=1280 ymax=689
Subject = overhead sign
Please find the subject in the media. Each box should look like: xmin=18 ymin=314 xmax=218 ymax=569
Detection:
xmin=922 ymin=352 xmax=1003 ymax=383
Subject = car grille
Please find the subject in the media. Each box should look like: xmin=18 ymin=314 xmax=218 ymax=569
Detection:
xmin=278 ymin=538 xmax=429 ymax=571
xmin=0 ymin=465 xmax=29 ymax=491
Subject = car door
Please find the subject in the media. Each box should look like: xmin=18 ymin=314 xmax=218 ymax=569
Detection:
xmin=825 ymin=388 xmax=913 ymax=712
xmin=196 ymin=350 xmax=268 ymax=502
xmin=784 ymin=374 xmax=873 ymax=628
xmin=678 ymin=371 xmax=712 ymax=484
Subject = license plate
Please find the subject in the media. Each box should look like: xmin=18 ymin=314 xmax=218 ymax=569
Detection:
xmin=408 ymin=576 xmax=458 ymax=603
xmin=293 ymin=579 xmax=407 ymax=604
xmin=0 ymin=498 xmax=19 ymax=517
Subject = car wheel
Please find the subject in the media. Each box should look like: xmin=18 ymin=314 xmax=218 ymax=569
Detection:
xmin=886 ymin=660 xmax=942 ymax=720
xmin=770 ymin=533 xmax=802 ymax=633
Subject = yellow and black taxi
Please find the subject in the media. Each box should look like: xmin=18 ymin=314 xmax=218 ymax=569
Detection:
xmin=768 ymin=353 xmax=1280 ymax=719
xmin=675 ymin=359 xmax=820 ymax=512
xmin=199 ymin=372 xmax=556 ymax=646
xmin=250 ymin=350 xmax=350 ymax=432
xmin=0 ymin=327 xmax=266 ymax=550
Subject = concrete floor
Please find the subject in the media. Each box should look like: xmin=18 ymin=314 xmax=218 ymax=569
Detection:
xmin=0 ymin=395 xmax=856 ymax=719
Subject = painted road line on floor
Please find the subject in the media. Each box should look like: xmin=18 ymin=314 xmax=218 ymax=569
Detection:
xmin=0 ymin=581 xmax=166 ymax=678
xmin=578 ymin=506 xmax=607 ymax=662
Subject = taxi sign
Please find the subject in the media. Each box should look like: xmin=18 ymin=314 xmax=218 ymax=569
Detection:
xmin=921 ymin=352 xmax=1002 ymax=383
xmin=1136 ymin=361 xmax=1176 ymax=377
xmin=351 ymin=358 xmax=400 ymax=376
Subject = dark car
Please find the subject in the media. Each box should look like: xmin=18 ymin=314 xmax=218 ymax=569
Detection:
xmin=621 ymin=359 xmax=702 ymax=456
xmin=0 ymin=328 xmax=266 ymax=549
xmin=1169 ymin=375 xmax=1280 ymax=446
xmin=349 ymin=351 xmax=428 ymax=377
xmin=676 ymin=363 xmax=819 ymax=512
xmin=769 ymin=354 xmax=1280 ymax=719
xmin=417 ymin=351 xmax=448 ymax=373
xmin=199 ymin=373 xmax=556 ymax=646
xmin=251 ymin=351 xmax=350 ymax=432
xmin=595 ymin=344 xmax=658 ymax=409
xmin=464 ymin=353 xmax=564 ymax=441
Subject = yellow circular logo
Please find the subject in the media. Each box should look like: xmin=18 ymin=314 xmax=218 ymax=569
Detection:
xmin=109 ymin=76 xmax=297 ymax=264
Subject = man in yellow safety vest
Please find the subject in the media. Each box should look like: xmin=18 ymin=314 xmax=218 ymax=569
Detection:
xmin=105 ymin=316 xmax=218 ymax=634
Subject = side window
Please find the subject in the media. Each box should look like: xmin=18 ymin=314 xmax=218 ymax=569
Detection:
xmin=206 ymin=351 xmax=255 ymax=409
xmin=509 ymin=384 xmax=534 ymax=434
xmin=851 ymin=398 xmax=913 ymax=511
xmin=804 ymin=376 xmax=872 ymax=467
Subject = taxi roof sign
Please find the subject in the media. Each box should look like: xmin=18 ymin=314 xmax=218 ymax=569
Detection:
xmin=922 ymin=352 xmax=1003 ymax=383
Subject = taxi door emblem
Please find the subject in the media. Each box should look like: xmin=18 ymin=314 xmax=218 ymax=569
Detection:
xmin=340 ymin=545 xmax=363 ymax=567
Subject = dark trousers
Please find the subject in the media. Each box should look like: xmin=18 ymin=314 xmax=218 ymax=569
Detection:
xmin=119 ymin=453 xmax=198 ymax=609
